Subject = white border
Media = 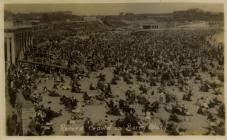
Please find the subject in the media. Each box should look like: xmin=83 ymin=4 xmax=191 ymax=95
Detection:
xmin=0 ymin=1 xmax=226 ymax=140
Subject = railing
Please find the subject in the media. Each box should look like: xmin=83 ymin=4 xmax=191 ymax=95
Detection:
xmin=18 ymin=59 xmax=76 ymax=72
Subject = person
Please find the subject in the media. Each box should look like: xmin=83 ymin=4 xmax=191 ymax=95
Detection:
xmin=83 ymin=92 xmax=92 ymax=104
xmin=169 ymin=113 xmax=182 ymax=122
xmin=183 ymin=90 xmax=193 ymax=101
xmin=9 ymin=88 xmax=17 ymax=107
xmin=7 ymin=114 xmax=17 ymax=135
xmin=106 ymin=99 xmax=119 ymax=115
xmin=89 ymin=83 xmax=96 ymax=90
xmin=12 ymin=111 xmax=17 ymax=123
xmin=84 ymin=118 xmax=93 ymax=135
xmin=8 ymin=25 xmax=224 ymax=136
xmin=104 ymin=84 xmax=113 ymax=98
xmin=165 ymin=122 xmax=180 ymax=135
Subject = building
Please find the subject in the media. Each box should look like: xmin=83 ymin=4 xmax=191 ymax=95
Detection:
xmin=141 ymin=24 xmax=159 ymax=29
xmin=138 ymin=20 xmax=160 ymax=30
xmin=4 ymin=21 xmax=33 ymax=70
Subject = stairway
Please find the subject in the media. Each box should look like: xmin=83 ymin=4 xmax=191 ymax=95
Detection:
xmin=16 ymin=91 xmax=35 ymax=135
xmin=21 ymin=107 xmax=35 ymax=135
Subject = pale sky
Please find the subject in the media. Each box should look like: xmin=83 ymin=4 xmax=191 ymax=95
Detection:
xmin=5 ymin=3 xmax=224 ymax=16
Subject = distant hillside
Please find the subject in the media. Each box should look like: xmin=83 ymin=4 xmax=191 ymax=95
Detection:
xmin=5 ymin=8 xmax=223 ymax=26
xmin=101 ymin=16 xmax=129 ymax=27
xmin=172 ymin=8 xmax=224 ymax=21
xmin=5 ymin=11 xmax=83 ymax=23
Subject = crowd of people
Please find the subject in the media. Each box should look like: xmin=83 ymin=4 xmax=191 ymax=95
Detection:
xmin=7 ymin=25 xmax=225 ymax=135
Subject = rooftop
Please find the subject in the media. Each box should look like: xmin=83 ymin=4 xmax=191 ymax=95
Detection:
xmin=4 ymin=21 xmax=32 ymax=31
